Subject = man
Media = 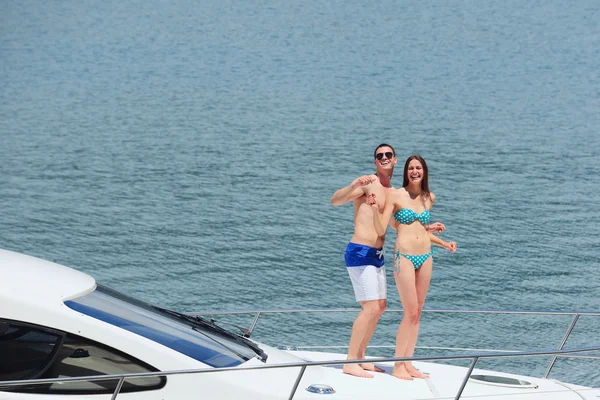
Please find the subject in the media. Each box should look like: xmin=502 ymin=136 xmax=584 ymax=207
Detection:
xmin=330 ymin=144 xmax=443 ymax=378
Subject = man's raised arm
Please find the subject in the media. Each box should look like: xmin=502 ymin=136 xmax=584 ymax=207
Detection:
xmin=330 ymin=175 xmax=375 ymax=206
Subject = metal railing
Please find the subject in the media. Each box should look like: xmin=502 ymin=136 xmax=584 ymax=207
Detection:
xmin=1 ymin=308 xmax=599 ymax=400
xmin=191 ymin=307 xmax=600 ymax=378
xmin=2 ymin=346 xmax=599 ymax=400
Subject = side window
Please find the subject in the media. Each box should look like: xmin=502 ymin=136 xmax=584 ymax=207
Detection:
xmin=0 ymin=321 xmax=62 ymax=381
xmin=0 ymin=320 xmax=165 ymax=394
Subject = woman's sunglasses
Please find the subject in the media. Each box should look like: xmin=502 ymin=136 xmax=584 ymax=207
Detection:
xmin=375 ymin=152 xmax=394 ymax=160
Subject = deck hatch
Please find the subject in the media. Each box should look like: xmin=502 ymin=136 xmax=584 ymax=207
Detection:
xmin=470 ymin=374 xmax=538 ymax=389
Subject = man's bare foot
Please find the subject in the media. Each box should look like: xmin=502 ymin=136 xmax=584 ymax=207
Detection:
xmin=405 ymin=363 xmax=429 ymax=379
xmin=360 ymin=363 xmax=385 ymax=373
xmin=391 ymin=363 xmax=413 ymax=380
xmin=343 ymin=364 xmax=374 ymax=378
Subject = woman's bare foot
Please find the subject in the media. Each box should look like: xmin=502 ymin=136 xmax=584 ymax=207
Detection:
xmin=391 ymin=363 xmax=413 ymax=380
xmin=360 ymin=363 xmax=385 ymax=373
xmin=343 ymin=364 xmax=374 ymax=378
xmin=405 ymin=363 xmax=429 ymax=379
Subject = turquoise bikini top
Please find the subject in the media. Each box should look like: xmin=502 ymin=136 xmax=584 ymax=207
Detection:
xmin=394 ymin=208 xmax=430 ymax=225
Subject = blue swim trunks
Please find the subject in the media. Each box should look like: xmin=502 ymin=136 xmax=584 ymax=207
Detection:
xmin=344 ymin=242 xmax=384 ymax=268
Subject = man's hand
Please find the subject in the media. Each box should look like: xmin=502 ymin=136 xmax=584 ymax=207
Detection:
xmin=351 ymin=175 xmax=376 ymax=188
xmin=427 ymin=222 xmax=445 ymax=234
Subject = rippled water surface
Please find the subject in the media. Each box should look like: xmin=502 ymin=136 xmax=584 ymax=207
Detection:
xmin=1 ymin=0 xmax=599 ymax=386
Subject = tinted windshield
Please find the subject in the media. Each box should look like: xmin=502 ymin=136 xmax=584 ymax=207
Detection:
xmin=65 ymin=285 xmax=257 ymax=368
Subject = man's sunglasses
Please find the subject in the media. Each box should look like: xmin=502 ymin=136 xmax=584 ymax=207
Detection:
xmin=375 ymin=152 xmax=394 ymax=160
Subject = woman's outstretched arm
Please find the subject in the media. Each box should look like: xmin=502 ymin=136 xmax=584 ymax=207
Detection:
xmin=373 ymin=190 xmax=396 ymax=237
xmin=428 ymin=232 xmax=457 ymax=252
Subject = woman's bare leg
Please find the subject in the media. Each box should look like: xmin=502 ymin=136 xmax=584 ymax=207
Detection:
xmin=391 ymin=256 xmax=419 ymax=380
xmin=403 ymin=257 xmax=433 ymax=378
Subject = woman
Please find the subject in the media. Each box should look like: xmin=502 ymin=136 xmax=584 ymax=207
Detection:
xmin=371 ymin=155 xmax=456 ymax=380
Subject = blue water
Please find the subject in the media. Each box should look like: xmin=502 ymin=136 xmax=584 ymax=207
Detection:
xmin=1 ymin=0 xmax=599 ymax=386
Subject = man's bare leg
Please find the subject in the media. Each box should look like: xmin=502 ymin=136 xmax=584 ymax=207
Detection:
xmin=358 ymin=299 xmax=386 ymax=372
xmin=343 ymin=300 xmax=384 ymax=378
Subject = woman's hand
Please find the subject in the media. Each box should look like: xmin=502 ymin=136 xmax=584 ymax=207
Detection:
xmin=445 ymin=241 xmax=457 ymax=252
xmin=366 ymin=193 xmax=378 ymax=209
xmin=428 ymin=222 xmax=445 ymax=234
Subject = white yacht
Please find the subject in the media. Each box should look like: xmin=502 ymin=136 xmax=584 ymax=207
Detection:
xmin=1 ymin=249 xmax=598 ymax=399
